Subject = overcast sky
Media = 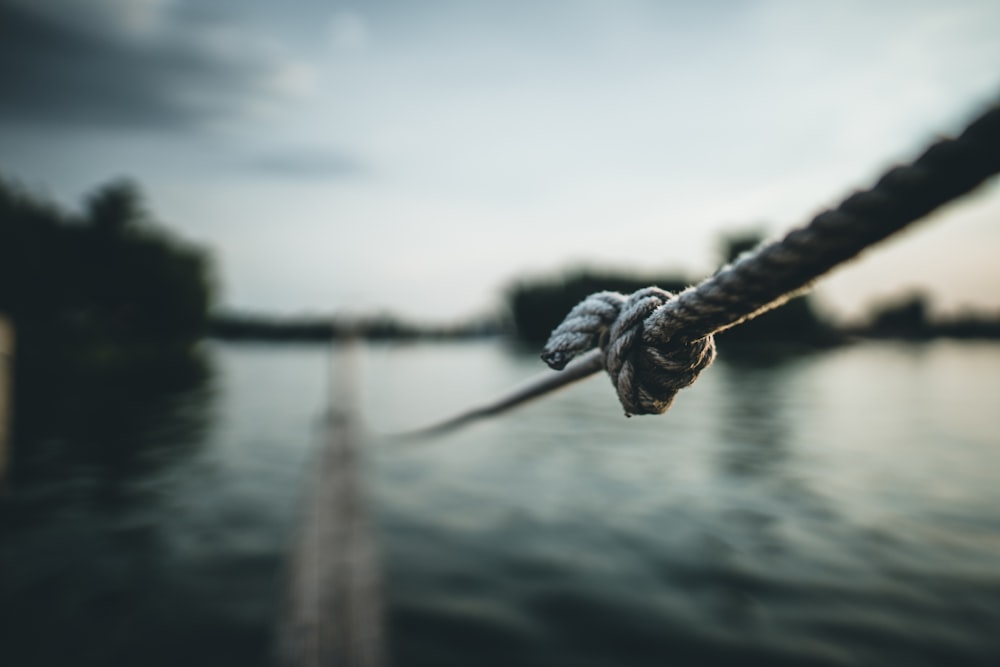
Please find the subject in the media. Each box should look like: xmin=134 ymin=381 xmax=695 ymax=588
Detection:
xmin=2 ymin=0 xmax=998 ymax=323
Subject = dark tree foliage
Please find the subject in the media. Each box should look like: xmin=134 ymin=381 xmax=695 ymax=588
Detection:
xmin=711 ymin=231 xmax=840 ymax=347
xmin=208 ymin=311 xmax=504 ymax=342
xmin=505 ymin=231 xmax=841 ymax=347
xmin=867 ymin=293 xmax=931 ymax=339
xmin=0 ymin=176 xmax=214 ymax=468
xmin=506 ymin=269 xmax=688 ymax=343
xmin=1 ymin=177 xmax=213 ymax=343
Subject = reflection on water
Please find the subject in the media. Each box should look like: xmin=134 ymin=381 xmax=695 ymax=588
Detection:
xmin=714 ymin=348 xmax=802 ymax=478
xmin=2 ymin=340 xmax=1000 ymax=666
xmin=369 ymin=340 xmax=1000 ymax=667
xmin=10 ymin=346 xmax=213 ymax=494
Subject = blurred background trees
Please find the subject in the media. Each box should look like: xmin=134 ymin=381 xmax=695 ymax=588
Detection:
xmin=0 ymin=177 xmax=214 ymax=470
xmin=505 ymin=230 xmax=840 ymax=348
xmin=1 ymin=177 xmax=213 ymax=347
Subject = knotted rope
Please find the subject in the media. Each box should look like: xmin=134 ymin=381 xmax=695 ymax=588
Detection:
xmin=542 ymin=101 xmax=1000 ymax=416
xmin=401 ymin=100 xmax=1000 ymax=436
xmin=541 ymin=288 xmax=716 ymax=415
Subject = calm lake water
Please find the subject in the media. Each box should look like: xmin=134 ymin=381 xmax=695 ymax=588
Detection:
xmin=2 ymin=339 xmax=1000 ymax=666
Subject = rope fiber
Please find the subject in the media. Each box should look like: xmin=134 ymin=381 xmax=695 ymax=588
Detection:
xmin=542 ymin=101 xmax=1000 ymax=415
xmin=403 ymin=100 xmax=1000 ymax=435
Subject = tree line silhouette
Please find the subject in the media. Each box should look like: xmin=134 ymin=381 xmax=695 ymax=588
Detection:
xmin=505 ymin=232 xmax=1000 ymax=347
xmin=5 ymin=175 xmax=997 ymax=354
xmin=1 ymin=176 xmax=213 ymax=475
xmin=3 ymin=174 xmax=999 ymax=478
xmin=3 ymin=174 xmax=996 ymax=486
xmin=209 ymin=311 xmax=503 ymax=342
xmin=505 ymin=231 xmax=840 ymax=349
xmin=1 ymin=176 xmax=212 ymax=347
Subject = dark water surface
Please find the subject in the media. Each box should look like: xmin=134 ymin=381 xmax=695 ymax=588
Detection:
xmin=2 ymin=340 xmax=999 ymax=666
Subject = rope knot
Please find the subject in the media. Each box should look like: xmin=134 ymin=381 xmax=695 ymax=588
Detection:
xmin=541 ymin=287 xmax=716 ymax=416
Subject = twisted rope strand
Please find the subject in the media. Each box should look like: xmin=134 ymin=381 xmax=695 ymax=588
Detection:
xmin=655 ymin=108 xmax=999 ymax=343
xmin=541 ymin=101 xmax=1000 ymax=415
xmin=401 ymin=101 xmax=1000 ymax=435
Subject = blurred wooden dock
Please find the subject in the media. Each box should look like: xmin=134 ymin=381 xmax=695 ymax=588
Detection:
xmin=276 ymin=339 xmax=386 ymax=667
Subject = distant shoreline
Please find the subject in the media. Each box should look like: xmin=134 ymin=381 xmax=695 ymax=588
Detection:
xmin=206 ymin=311 xmax=1000 ymax=344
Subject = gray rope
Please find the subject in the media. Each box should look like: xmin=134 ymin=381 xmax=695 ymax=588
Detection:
xmin=541 ymin=288 xmax=716 ymax=415
xmin=543 ymin=100 xmax=1000 ymax=416
xmin=396 ymin=349 xmax=605 ymax=439
xmin=398 ymin=100 xmax=1000 ymax=436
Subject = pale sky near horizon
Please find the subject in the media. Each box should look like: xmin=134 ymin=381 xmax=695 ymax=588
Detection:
xmin=2 ymin=0 xmax=998 ymax=324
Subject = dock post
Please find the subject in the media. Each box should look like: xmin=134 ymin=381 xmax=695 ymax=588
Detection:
xmin=0 ymin=314 xmax=13 ymax=494
xmin=277 ymin=338 xmax=386 ymax=667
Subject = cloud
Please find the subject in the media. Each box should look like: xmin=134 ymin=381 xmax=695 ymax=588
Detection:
xmin=246 ymin=149 xmax=367 ymax=179
xmin=328 ymin=11 xmax=369 ymax=52
xmin=3 ymin=0 xmax=171 ymax=38
xmin=0 ymin=0 xmax=308 ymax=130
